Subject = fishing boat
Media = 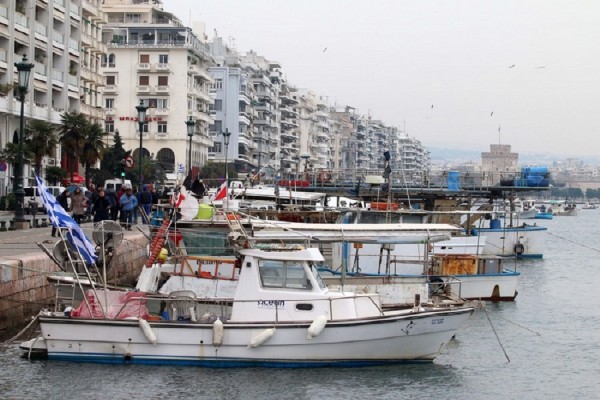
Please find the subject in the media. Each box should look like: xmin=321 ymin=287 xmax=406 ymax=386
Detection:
xmin=428 ymin=254 xmax=519 ymax=301
xmin=471 ymin=218 xmax=547 ymax=258
xmin=21 ymin=247 xmax=473 ymax=366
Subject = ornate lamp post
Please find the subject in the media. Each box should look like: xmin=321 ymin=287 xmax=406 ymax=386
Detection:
xmin=185 ymin=116 xmax=196 ymax=178
xmin=222 ymin=128 xmax=231 ymax=210
xmin=135 ymin=100 xmax=148 ymax=186
xmin=13 ymin=55 xmax=34 ymax=229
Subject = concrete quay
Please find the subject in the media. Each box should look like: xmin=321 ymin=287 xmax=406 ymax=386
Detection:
xmin=0 ymin=211 xmax=150 ymax=332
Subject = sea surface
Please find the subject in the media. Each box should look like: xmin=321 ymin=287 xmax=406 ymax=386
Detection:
xmin=2 ymin=212 xmax=600 ymax=399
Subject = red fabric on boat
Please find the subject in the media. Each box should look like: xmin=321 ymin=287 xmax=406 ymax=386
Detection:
xmin=71 ymin=289 xmax=150 ymax=320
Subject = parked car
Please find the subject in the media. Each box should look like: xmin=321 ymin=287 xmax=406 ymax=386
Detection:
xmin=23 ymin=186 xmax=66 ymax=213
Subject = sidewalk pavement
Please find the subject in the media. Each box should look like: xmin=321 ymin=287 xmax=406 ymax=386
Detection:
xmin=0 ymin=211 xmax=149 ymax=259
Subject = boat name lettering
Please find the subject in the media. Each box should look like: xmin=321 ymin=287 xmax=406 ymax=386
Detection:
xmin=431 ymin=318 xmax=444 ymax=325
xmin=257 ymin=300 xmax=285 ymax=308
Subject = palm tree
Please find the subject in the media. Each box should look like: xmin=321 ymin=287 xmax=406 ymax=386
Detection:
xmin=80 ymin=122 xmax=105 ymax=188
xmin=26 ymin=119 xmax=58 ymax=175
xmin=58 ymin=112 xmax=88 ymax=180
xmin=0 ymin=142 xmax=33 ymax=192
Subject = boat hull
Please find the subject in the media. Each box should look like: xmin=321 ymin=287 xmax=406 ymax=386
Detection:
xmin=441 ymin=272 xmax=519 ymax=301
xmin=36 ymin=308 xmax=472 ymax=367
xmin=472 ymin=225 xmax=546 ymax=258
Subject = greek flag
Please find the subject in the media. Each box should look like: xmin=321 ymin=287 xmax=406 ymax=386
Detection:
xmin=35 ymin=175 xmax=98 ymax=265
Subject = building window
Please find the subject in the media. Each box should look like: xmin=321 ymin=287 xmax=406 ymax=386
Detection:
xmin=105 ymin=121 xmax=114 ymax=133
xmin=126 ymin=13 xmax=141 ymax=23
xmin=140 ymin=123 xmax=148 ymax=133
xmin=106 ymin=75 xmax=116 ymax=85
xmin=157 ymin=98 xmax=168 ymax=109
xmin=159 ymin=54 xmax=168 ymax=63
xmin=158 ymin=122 xmax=168 ymax=134
xmin=209 ymin=142 xmax=222 ymax=153
xmin=108 ymin=54 xmax=116 ymax=68
xmin=139 ymin=54 xmax=150 ymax=63
xmin=139 ymin=76 xmax=149 ymax=85
xmin=105 ymin=98 xmax=114 ymax=109
xmin=214 ymin=99 xmax=222 ymax=111
xmin=158 ymin=76 xmax=169 ymax=86
xmin=211 ymin=79 xmax=223 ymax=90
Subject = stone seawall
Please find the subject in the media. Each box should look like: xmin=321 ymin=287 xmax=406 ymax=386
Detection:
xmin=0 ymin=233 xmax=148 ymax=332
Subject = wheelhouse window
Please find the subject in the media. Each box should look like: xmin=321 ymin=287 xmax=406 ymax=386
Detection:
xmin=258 ymin=260 xmax=313 ymax=290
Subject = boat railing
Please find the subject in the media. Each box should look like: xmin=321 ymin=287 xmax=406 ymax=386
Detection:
xmin=427 ymin=275 xmax=464 ymax=301
xmin=101 ymin=292 xmax=387 ymax=323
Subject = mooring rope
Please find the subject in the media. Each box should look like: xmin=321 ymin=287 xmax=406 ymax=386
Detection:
xmin=547 ymin=232 xmax=600 ymax=253
xmin=485 ymin=308 xmax=541 ymax=336
xmin=484 ymin=307 xmax=510 ymax=363
xmin=0 ymin=314 xmax=39 ymax=346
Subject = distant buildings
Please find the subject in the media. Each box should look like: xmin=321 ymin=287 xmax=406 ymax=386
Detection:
xmin=1 ymin=0 xmax=431 ymax=191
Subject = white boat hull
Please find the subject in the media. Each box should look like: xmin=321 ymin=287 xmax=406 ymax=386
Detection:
xmin=473 ymin=225 xmax=546 ymax=258
xmin=37 ymin=308 xmax=472 ymax=366
xmin=440 ymin=272 xmax=519 ymax=301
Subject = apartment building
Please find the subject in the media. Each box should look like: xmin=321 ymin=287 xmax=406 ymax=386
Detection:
xmin=0 ymin=0 xmax=105 ymax=193
xmin=101 ymin=0 xmax=214 ymax=177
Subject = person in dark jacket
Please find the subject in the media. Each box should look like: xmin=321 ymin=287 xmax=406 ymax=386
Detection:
xmin=137 ymin=185 xmax=153 ymax=224
xmin=92 ymin=189 xmax=111 ymax=223
xmin=105 ymin=188 xmax=118 ymax=221
xmin=51 ymin=189 xmax=70 ymax=237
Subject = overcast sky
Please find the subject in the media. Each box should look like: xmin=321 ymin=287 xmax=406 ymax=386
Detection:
xmin=165 ymin=0 xmax=600 ymax=158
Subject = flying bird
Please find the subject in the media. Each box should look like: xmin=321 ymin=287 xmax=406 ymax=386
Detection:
xmin=490 ymin=111 xmax=494 ymax=116
xmin=431 ymin=105 xmax=434 ymax=109
xmin=509 ymin=64 xmax=515 ymax=68
xmin=322 ymin=47 xmax=328 ymax=53
xmin=535 ymin=66 xmax=546 ymax=69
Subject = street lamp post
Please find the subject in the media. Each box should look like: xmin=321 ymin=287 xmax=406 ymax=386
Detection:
xmin=222 ymin=129 xmax=231 ymax=210
xmin=135 ymin=100 xmax=148 ymax=186
xmin=13 ymin=55 xmax=34 ymax=229
xmin=185 ymin=116 xmax=196 ymax=179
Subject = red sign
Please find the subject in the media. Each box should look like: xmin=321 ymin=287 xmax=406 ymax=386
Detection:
xmin=118 ymin=116 xmax=163 ymax=122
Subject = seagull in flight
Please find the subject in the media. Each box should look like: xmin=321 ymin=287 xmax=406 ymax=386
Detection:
xmin=322 ymin=47 xmax=328 ymax=53
xmin=508 ymin=64 xmax=516 ymax=68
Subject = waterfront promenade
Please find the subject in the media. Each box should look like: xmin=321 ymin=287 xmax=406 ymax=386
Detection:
xmin=0 ymin=211 xmax=149 ymax=258
xmin=0 ymin=210 xmax=150 ymax=331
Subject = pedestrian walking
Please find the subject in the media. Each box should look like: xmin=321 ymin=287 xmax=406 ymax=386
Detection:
xmin=71 ymin=187 xmax=87 ymax=224
xmin=137 ymin=184 xmax=153 ymax=224
xmin=105 ymin=188 xmax=118 ymax=221
xmin=92 ymin=189 xmax=111 ymax=223
xmin=119 ymin=187 xmax=138 ymax=230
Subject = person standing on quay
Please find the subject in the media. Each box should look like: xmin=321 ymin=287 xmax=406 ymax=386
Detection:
xmin=51 ymin=189 xmax=70 ymax=237
xmin=71 ymin=187 xmax=87 ymax=224
xmin=138 ymin=185 xmax=153 ymax=224
xmin=92 ymin=189 xmax=111 ymax=223
xmin=119 ymin=187 xmax=138 ymax=230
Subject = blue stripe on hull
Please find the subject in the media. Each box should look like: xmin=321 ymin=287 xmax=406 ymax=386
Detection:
xmin=48 ymin=353 xmax=434 ymax=368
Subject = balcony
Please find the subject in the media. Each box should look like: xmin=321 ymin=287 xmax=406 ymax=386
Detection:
xmin=103 ymin=84 xmax=116 ymax=93
xmin=155 ymin=63 xmax=169 ymax=71
xmin=136 ymin=85 xmax=150 ymax=93
xmin=155 ymin=108 xmax=169 ymax=115
xmin=155 ymin=85 xmax=169 ymax=94
xmin=137 ymin=63 xmax=151 ymax=71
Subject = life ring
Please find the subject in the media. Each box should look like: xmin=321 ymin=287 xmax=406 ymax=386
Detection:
xmin=514 ymin=243 xmax=525 ymax=255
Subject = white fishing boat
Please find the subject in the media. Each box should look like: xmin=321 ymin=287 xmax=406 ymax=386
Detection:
xmin=21 ymin=248 xmax=473 ymax=366
xmin=471 ymin=218 xmax=547 ymax=258
xmin=428 ymin=254 xmax=519 ymax=301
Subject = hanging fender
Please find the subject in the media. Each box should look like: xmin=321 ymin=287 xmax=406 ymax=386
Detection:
xmin=514 ymin=243 xmax=525 ymax=255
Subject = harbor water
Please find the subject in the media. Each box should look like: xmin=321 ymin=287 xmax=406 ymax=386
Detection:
xmin=1 ymin=212 xmax=600 ymax=399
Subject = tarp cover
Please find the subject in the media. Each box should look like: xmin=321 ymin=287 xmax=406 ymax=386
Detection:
xmin=71 ymin=289 xmax=150 ymax=320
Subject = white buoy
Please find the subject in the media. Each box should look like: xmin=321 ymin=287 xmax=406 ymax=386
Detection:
xmin=212 ymin=319 xmax=224 ymax=347
xmin=307 ymin=315 xmax=328 ymax=339
xmin=139 ymin=318 xmax=157 ymax=345
xmin=248 ymin=328 xmax=276 ymax=348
